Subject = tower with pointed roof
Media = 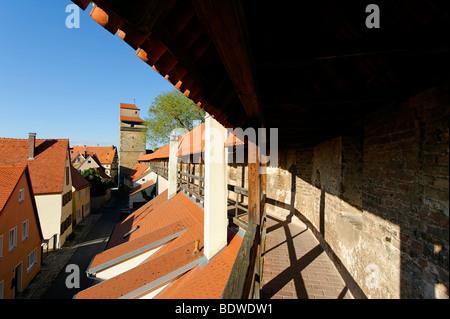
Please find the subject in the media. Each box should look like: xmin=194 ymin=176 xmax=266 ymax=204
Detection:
xmin=119 ymin=103 xmax=147 ymax=187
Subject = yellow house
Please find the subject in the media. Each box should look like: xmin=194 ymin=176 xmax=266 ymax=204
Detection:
xmin=71 ymin=166 xmax=91 ymax=226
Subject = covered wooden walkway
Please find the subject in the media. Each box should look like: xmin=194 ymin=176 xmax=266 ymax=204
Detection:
xmin=261 ymin=213 xmax=353 ymax=299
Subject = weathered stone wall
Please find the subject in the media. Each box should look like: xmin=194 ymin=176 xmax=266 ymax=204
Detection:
xmin=227 ymin=84 xmax=449 ymax=299
xmin=119 ymin=125 xmax=146 ymax=184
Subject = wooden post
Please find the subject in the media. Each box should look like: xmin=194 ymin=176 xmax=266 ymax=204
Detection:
xmin=247 ymin=140 xmax=260 ymax=225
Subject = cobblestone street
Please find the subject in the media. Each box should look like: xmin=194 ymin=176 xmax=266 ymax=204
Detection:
xmin=18 ymin=189 xmax=126 ymax=299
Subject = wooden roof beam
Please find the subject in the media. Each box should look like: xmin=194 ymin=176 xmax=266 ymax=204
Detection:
xmin=191 ymin=0 xmax=263 ymax=124
xmin=256 ymin=43 xmax=450 ymax=71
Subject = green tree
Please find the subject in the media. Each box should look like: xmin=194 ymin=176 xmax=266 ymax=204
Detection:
xmin=145 ymin=89 xmax=205 ymax=149
xmin=81 ymin=168 xmax=113 ymax=196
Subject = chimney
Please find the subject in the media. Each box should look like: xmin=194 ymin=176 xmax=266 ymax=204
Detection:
xmin=167 ymin=131 xmax=179 ymax=200
xmin=28 ymin=133 xmax=36 ymax=160
xmin=203 ymin=114 xmax=228 ymax=260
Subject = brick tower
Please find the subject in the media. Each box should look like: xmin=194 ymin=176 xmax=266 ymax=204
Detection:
xmin=119 ymin=103 xmax=147 ymax=187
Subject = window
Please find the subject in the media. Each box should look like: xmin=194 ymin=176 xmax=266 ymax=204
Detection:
xmin=0 ymin=235 xmax=3 ymax=260
xmin=9 ymin=227 xmax=17 ymax=251
xmin=78 ymin=192 xmax=81 ymax=200
xmin=0 ymin=280 xmax=3 ymax=299
xmin=66 ymin=167 xmax=70 ymax=185
xmin=77 ymin=209 xmax=81 ymax=219
xmin=27 ymin=249 xmax=37 ymax=273
xmin=87 ymin=160 xmax=92 ymax=164
xmin=22 ymin=220 xmax=29 ymax=241
xmin=85 ymin=203 xmax=89 ymax=212
xmin=85 ymin=188 xmax=88 ymax=196
xmin=19 ymin=189 xmax=25 ymax=202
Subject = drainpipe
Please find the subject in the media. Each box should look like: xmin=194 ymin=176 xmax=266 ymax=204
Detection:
xmin=203 ymin=114 xmax=228 ymax=260
xmin=167 ymin=131 xmax=179 ymax=200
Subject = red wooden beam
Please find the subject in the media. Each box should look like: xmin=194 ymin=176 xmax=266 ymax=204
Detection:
xmin=191 ymin=0 xmax=262 ymax=123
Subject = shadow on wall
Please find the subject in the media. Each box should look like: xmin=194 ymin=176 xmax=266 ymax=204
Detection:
xmin=262 ymin=84 xmax=449 ymax=299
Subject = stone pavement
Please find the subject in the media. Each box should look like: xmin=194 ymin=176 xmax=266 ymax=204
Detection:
xmin=18 ymin=206 xmax=104 ymax=299
xmin=261 ymin=213 xmax=354 ymax=299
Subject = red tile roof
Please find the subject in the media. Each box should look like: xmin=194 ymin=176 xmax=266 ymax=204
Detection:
xmin=76 ymin=189 xmax=243 ymax=299
xmin=138 ymin=143 xmax=170 ymax=162
xmin=129 ymin=180 xmax=155 ymax=196
xmin=138 ymin=123 xmax=242 ymax=162
xmin=0 ymin=138 xmax=69 ymax=194
xmin=138 ymin=123 xmax=205 ymax=162
xmin=120 ymin=103 xmax=140 ymax=110
xmin=71 ymin=165 xmax=91 ymax=191
xmin=88 ymin=220 xmax=189 ymax=271
xmin=70 ymin=146 xmax=117 ymax=165
xmin=107 ymin=189 xmax=169 ymax=248
xmin=0 ymin=165 xmax=26 ymax=211
xmin=125 ymin=163 xmax=150 ymax=182
xmin=120 ymin=116 xmax=145 ymax=123
xmin=76 ymin=191 xmax=205 ymax=299
xmin=156 ymin=230 xmax=242 ymax=299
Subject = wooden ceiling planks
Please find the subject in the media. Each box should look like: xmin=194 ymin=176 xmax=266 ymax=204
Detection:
xmin=70 ymin=0 xmax=449 ymax=147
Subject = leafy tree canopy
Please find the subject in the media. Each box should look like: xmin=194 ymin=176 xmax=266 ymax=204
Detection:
xmin=81 ymin=168 xmax=113 ymax=196
xmin=145 ymin=89 xmax=205 ymax=149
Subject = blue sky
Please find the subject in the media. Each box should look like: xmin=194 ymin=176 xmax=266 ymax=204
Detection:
xmin=0 ymin=0 xmax=175 ymax=148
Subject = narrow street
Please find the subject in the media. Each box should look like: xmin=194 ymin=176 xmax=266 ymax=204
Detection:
xmin=20 ymin=188 xmax=128 ymax=299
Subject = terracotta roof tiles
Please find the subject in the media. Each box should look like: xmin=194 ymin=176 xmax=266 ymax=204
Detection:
xmin=76 ymin=189 xmax=242 ymax=299
xmin=120 ymin=116 xmax=145 ymax=123
xmin=138 ymin=143 xmax=170 ymax=162
xmin=125 ymin=163 xmax=150 ymax=182
xmin=70 ymin=146 xmax=117 ymax=165
xmin=120 ymin=103 xmax=140 ymax=110
xmin=71 ymin=165 xmax=91 ymax=191
xmin=0 ymin=138 xmax=69 ymax=194
xmin=156 ymin=230 xmax=242 ymax=299
xmin=0 ymin=165 xmax=26 ymax=211
xmin=76 ymin=190 xmax=205 ymax=299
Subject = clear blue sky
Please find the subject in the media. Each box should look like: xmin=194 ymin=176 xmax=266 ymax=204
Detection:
xmin=0 ymin=0 xmax=175 ymax=148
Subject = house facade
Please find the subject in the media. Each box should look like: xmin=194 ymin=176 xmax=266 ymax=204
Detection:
xmin=0 ymin=134 xmax=73 ymax=250
xmin=0 ymin=166 xmax=43 ymax=299
xmin=129 ymin=180 xmax=155 ymax=209
xmin=70 ymin=146 xmax=118 ymax=183
xmin=71 ymin=165 xmax=91 ymax=227
xmin=124 ymin=163 xmax=156 ymax=191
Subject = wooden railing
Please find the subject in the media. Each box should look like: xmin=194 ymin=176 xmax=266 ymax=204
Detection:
xmin=148 ymin=163 xmax=168 ymax=180
xmin=178 ymin=170 xmax=204 ymax=204
xmin=222 ymin=191 xmax=266 ymax=299
xmin=227 ymin=184 xmax=249 ymax=231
